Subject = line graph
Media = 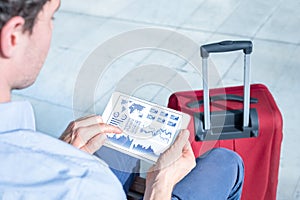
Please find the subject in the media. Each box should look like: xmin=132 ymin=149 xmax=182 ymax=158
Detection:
xmin=140 ymin=127 xmax=173 ymax=143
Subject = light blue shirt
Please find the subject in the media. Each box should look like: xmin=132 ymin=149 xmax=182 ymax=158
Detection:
xmin=0 ymin=101 xmax=126 ymax=200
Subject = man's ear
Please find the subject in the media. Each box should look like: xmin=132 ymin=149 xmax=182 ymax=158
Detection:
xmin=0 ymin=16 xmax=25 ymax=58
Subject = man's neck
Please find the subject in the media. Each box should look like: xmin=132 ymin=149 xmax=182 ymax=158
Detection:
xmin=0 ymin=63 xmax=13 ymax=102
xmin=0 ymin=82 xmax=11 ymax=103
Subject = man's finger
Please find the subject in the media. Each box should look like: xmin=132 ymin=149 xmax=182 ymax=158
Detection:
xmin=165 ymin=130 xmax=190 ymax=157
xmin=80 ymin=133 xmax=107 ymax=154
xmin=155 ymin=130 xmax=190 ymax=169
xmin=73 ymin=115 xmax=103 ymax=129
xmin=173 ymin=130 xmax=190 ymax=148
xmin=72 ymin=123 xmax=122 ymax=148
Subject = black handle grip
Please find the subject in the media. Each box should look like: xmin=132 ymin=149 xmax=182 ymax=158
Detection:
xmin=200 ymin=40 xmax=253 ymax=58
xmin=187 ymin=94 xmax=258 ymax=108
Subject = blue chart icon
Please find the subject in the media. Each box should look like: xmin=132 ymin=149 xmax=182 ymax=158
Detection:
xmin=167 ymin=121 xmax=176 ymax=127
xmin=170 ymin=115 xmax=179 ymax=121
xmin=160 ymin=111 xmax=168 ymax=117
xmin=157 ymin=117 xmax=165 ymax=124
xmin=150 ymin=108 xmax=158 ymax=114
xmin=121 ymin=114 xmax=127 ymax=120
xmin=147 ymin=114 xmax=155 ymax=120
xmin=113 ymin=112 xmax=120 ymax=118
xmin=110 ymin=118 xmax=123 ymax=126
xmin=121 ymin=99 xmax=128 ymax=105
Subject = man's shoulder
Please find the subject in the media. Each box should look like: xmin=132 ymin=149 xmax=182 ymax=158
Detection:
xmin=0 ymin=129 xmax=126 ymax=199
xmin=0 ymin=129 xmax=108 ymax=169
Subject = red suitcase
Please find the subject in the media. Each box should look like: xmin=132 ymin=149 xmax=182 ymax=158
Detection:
xmin=168 ymin=41 xmax=283 ymax=200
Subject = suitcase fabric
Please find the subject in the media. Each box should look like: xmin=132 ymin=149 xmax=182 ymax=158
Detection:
xmin=167 ymin=41 xmax=283 ymax=200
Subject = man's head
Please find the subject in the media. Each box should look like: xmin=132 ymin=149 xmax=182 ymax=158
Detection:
xmin=0 ymin=0 xmax=49 ymax=33
xmin=0 ymin=0 xmax=60 ymax=102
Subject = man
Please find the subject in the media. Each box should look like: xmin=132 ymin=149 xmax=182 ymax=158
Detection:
xmin=0 ymin=0 xmax=244 ymax=199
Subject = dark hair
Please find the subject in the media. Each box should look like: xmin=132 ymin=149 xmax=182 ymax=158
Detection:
xmin=0 ymin=0 xmax=49 ymax=33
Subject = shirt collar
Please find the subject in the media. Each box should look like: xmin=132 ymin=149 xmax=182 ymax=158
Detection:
xmin=0 ymin=101 xmax=36 ymax=133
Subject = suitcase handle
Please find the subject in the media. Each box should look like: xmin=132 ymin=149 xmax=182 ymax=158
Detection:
xmin=200 ymin=40 xmax=253 ymax=130
xmin=200 ymin=40 xmax=253 ymax=58
xmin=187 ymin=94 xmax=258 ymax=108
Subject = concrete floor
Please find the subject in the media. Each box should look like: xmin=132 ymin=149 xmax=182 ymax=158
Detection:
xmin=12 ymin=0 xmax=300 ymax=199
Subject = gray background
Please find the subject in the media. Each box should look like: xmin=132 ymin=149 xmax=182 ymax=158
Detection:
xmin=12 ymin=0 xmax=300 ymax=199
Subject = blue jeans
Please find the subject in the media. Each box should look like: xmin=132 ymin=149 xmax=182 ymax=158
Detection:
xmin=95 ymin=147 xmax=244 ymax=200
xmin=95 ymin=146 xmax=140 ymax=193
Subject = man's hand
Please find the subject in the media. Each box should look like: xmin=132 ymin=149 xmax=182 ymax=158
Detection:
xmin=59 ymin=115 xmax=122 ymax=154
xmin=144 ymin=130 xmax=196 ymax=200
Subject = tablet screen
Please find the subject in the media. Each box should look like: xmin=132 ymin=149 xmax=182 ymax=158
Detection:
xmin=102 ymin=92 xmax=190 ymax=162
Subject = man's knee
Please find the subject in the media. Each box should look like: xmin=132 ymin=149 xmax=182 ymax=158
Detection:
xmin=196 ymin=148 xmax=245 ymax=188
xmin=172 ymin=148 xmax=244 ymax=200
xmin=202 ymin=148 xmax=244 ymax=169
xmin=203 ymin=148 xmax=244 ymax=199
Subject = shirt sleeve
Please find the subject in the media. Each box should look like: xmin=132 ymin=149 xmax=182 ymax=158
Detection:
xmin=0 ymin=130 xmax=127 ymax=200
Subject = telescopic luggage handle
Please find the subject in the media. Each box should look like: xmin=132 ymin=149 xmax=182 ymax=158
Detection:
xmin=200 ymin=40 xmax=253 ymax=58
xmin=200 ymin=40 xmax=253 ymax=131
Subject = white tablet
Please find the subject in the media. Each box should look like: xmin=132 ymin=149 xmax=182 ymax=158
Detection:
xmin=102 ymin=92 xmax=190 ymax=163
